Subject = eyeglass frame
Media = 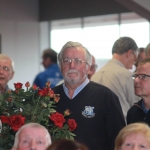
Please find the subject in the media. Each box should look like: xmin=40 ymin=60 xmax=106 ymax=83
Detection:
xmin=61 ymin=58 xmax=89 ymax=66
xmin=133 ymin=74 xmax=150 ymax=80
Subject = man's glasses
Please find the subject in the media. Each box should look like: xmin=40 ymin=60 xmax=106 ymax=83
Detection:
xmin=61 ymin=58 xmax=88 ymax=66
xmin=133 ymin=74 xmax=150 ymax=80
xmin=0 ymin=66 xmax=10 ymax=72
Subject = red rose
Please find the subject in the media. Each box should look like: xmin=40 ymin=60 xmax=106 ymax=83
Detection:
xmin=54 ymin=96 xmax=60 ymax=103
xmin=46 ymin=81 xmax=51 ymax=87
xmin=8 ymin=115 xmax=25 ymax=131
xmin=43 ymin=87 xmax=51 ymax=95
xmin=64 ymin=109 xmax=70 ymax=116
xmin=50 ymin=112 xmax=65 ymax=128
xmin=38 ymin=89 xmax=47 ymax=97
xmin=49 ymin=90 xmax=54 ymax=98
xmin=0 ymin=116 xmax=9 ymax=123
xmin=25 ymin=82 xmax=30 ymax=87
xmin=68 ymin=119 xmax=77 ymax=131
xmin=14 ymin=82 xmax=23 ymax=90
xmin=32 ymin=84 xmax=38 ymax=90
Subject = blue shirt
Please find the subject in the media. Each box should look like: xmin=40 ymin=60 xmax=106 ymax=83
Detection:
xmin=62 ymin=78 xmax=89 ymax=99
xmin=33 ymin=64 xmax=63 ymax=89
xmin=142 ymin=100 xmax=150 ymax=114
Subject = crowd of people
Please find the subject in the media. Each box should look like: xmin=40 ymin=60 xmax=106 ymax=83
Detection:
xmin=1 ymin=37 xmax=150 ymax=150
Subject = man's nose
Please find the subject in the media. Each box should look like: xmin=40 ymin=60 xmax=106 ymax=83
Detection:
xmin=134 ymin=77 xmax=140 ymax=82
xmin=132 ymin=145 xmax=139 ymax=150
xmin=69 ymin=60 xmax=75 ymax=68
xmin=0 ymin=68 xmax=4 ymax=73
xmin=30 ymin=140 xmax=36 ymax=150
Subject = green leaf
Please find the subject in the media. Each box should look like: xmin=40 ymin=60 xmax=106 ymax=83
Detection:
xmin=36 ymin=113 xmax=43 ymax=121
xmin=62 ymin=124 xmax=69 ymax=130
xmin=0 ymin=94 xmax=4 ymax=101
xmin=24 ymin=104 xmax=32 ymax=111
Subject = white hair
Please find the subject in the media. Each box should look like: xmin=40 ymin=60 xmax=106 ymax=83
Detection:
xmin=58 ymin=41 xmax=92 ymax=69
xmin=12 ymin=123 xmax=51 ymax=149
xmin=0 ymin=54 xmax=15 ymax=71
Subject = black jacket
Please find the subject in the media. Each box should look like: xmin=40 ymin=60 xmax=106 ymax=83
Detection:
xmin=127 ymin=99 xmax=150 ymax=126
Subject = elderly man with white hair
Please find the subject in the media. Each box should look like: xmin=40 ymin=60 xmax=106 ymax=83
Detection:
xmin=12 ymin=123 xmax=51 ymax=150
xmin=52 ymin=41 xmax=125 ymax=150
xmin=0 ymin=54 xmax=14 ymax=93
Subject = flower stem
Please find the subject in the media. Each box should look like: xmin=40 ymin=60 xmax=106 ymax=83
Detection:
xmin=31 ymin=95 xmax=40 ymax=122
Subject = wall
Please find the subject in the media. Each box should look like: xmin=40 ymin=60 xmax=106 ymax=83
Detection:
xmin=0 ymin=0 xmax=40 ymax=89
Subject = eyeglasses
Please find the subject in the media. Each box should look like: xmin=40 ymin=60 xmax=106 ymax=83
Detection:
xmin=0 ymin=66 xmax=10 ymax=72
xmin=133 ymin=74 xmax=150 ymax=80
xmin=61 ymin=58 xmax=88 ymax=66
xmin=90 ymin=64 xmax=98 ymax=71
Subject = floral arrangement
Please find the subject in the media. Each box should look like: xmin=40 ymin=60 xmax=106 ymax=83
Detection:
xmin=0 ymin=82 xmax=77 ymax=150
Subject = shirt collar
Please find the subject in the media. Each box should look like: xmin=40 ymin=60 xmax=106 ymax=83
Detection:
xmin=142 ymin=100 xmax=150 ymax=114
xmin=62 ymin=78 xmax=89 ymax=99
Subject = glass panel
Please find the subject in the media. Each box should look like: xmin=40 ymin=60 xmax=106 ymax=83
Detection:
xmin=51 ymin=28 xmax=83 ymax=53
xmin=83 ymin=25 xmax=119 ymax=59
xmin=50 ymin=12 xmax=150 ymax=71
xmin=51 ymin=18 xmax=83 ymax=52
xmin=83 ymin=14 xmax=119 ymax=69
xmin=120 ymin=12 xmax=149 ymax=47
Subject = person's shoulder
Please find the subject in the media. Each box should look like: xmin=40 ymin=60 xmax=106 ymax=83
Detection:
xmin=89 ymin=81 xmax=107 ymax=88
xmin=34 ymin=71 xmax=45 ymax=79
xmin=88 ymin=81 xmax=117 ymax=95
xmin=92 ymin=61 xmax=131 ymax=80
xmin=88 ymin=82 xmax=122 ymax=108
xmin=128 ymin=99 xmax=143 ymax=112
xmin=46 ymin=64 xmax=62 ymax=73
xmin=127 ymin=100 xmax=143 ymax=124
xmin=48 ymin=64 xmax=60 ymax=70
xmin=52 ymin=84 xmax=63 ymax=91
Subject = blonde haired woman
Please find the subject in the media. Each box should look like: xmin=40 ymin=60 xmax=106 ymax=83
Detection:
xmin=115 ymin=123 xmax=150 ymax=150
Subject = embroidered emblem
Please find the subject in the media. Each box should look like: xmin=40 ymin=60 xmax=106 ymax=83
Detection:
xmin=82 ymin=106 xmax=95 ymax=118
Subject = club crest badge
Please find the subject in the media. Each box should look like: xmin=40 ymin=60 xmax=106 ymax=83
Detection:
xmin=82 ymin=106 xmax=95 ymax=118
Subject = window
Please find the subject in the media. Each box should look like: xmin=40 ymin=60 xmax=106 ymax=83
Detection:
xmin=51 ymin=18 xmax=83 ymax=52
xmin=50 ymin=12 xmax=150 ymax=70
xmin=120 ymin=13 xmax=149 ymax=48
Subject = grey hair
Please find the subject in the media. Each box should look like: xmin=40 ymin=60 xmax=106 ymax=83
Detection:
xmin=112 ymin=37 xmax=138 ymax=54
xmin=145 ymin=43 xmax=150 ymax=57
xmin=12 ymin=123 xmax=51 ymax=149
xmin=58 ymin=41 xmax=92 ymax=67
xmin=0 ymin=54 xmax=15 ymax=71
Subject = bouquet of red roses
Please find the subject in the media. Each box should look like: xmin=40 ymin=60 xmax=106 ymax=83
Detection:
xmin=0 ymin=82 xmax=77 ymax=150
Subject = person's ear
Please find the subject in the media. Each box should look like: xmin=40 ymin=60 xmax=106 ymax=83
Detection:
xmin=126 ymin=49 xmax=132 ymax=58
xmin=86 ymin=64 xmax=91 ymax=74
xmin=11 ymin=147 xmax=16 ymax=150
